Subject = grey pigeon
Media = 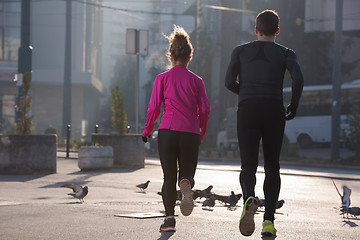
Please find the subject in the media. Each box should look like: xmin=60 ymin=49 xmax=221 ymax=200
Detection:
xmin=257 ymin=197 xmax=285 ymax=209
xmin=342 ymin=206 xmax=360 ymax=219
xmin=61 ymin=184 xmax=88 ymax=203
xmin=348 ymin=207 xmax=360 ymax=218
xmin=213 ymin=192 xmax=242 ymax=207
xmin=342 ymin=186 xmax=351 ymax=209
xmin=332 ymin=179 xmax=351 ymax=210
xmin=202 ymin=195 xmax=216 ymax=208
xmin=197 ymin=185 xmax=213 ymax=199
xmin=276 ymin=200 xmax=285 ymax=209
xmin=228 ymin=191 xmax=239 ymax=208
xmin=136 ymin=180 xmax=150 ymax=192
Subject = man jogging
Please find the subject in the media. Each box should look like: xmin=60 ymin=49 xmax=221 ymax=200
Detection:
xmin=225 ymin=10 xmax=304 ymax=237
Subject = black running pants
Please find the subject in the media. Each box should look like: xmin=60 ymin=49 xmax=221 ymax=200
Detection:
xmin=158 ymin=129 xmax=200 ymax=216
xmin=237 ymin=99 xmax=285 ymax=222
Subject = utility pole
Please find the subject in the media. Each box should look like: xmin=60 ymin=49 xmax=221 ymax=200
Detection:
xmin=195 ymin=0 xmax=201 ymax=73
xmin=331 ymin=0 xmax=343 ymax=160
xmin=17 ymin=0 xmax=32 ymax=122
xmin=62 ymin=0 xmax=72 ymax=137
xmin=126 ymin=29 xmax=148 ymax=133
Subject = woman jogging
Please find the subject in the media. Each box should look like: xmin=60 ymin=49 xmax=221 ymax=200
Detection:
xmin=142 ymin=25 xmax=210 ymax=232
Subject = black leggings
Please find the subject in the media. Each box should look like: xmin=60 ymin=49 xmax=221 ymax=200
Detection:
xmin=158 ymin=129 xmax=200 ymax=216
xmin=237 ymin=99 xmax=285 ymax=222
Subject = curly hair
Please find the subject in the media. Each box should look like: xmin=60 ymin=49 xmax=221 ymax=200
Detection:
xmin=164 ymin=25 xmax=193 ymax=65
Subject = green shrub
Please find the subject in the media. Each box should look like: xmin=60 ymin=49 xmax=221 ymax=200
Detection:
xmin=111 ymin=86 xmax=129 ymax=134
xmin=16 ymin=72 xmax=33 ymax=134
xmin=44 ymin=125 xmax=57 ymax=134
xmin=341 ymin=105 xmax=360 ymax=157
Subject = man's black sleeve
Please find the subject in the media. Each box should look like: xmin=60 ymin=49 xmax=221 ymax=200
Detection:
xmin=286 ymin=49 xmax=304 ymax=107
xmin=225 ymin=47 xmax=241 ymax=94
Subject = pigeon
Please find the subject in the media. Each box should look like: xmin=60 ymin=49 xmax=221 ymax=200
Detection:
xmin=257 ymin=197 xmax=285 ymax=209
xmin=276 ymin=200 xmax=285 ymax=209
xmin=341 ymin=186 xmax=352 ymax=209
xmin=202 ymin=195 xmax=216 ymax=208
xmin=136 ymin=180 xmax=150 ymax=192
xmin=196 ymin=185 xmax=213 ymax=199
xmin=192 ymin=189 xmax=201 ymax=200
xmin=61 ymin=184 xmax=88 ymax=203
xmin=257 ymin=197 xmax=266 ymax=207
xmin=228 ymin=191 xmax=239 ymax=208
xmin=332 ymin=179 xmax=352 ymax=218
xmin=213 ymin=192 xmax=242 ymax=206
xmin=341 ymin=206 xmax=360 ymax=219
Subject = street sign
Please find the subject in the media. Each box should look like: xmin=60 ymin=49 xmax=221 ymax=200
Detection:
xmin=126 ymin=28 xmax=148 ymax=56
xmin=126 ymin=29 xmax=137 ymax=55
xmin=139 ymin=30 xmax=148 ymax=56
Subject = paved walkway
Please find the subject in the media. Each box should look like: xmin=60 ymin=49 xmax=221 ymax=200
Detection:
xmin=0 ymin=155 xmax=359 ymax=239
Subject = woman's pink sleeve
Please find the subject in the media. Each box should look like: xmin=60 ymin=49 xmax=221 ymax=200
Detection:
xmin=197 ymin=79 xmax=210 ymax=142
xmin=142 ymin=76 xmax=163 ymax=137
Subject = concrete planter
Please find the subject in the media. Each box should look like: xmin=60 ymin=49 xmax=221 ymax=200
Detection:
xmin=92 ymin=134 xmax=144 ymax=168
xmin=78 ymin=146 xmax=114 ymax=170
xmin=0 ymin=135 xmax=57 ymax=174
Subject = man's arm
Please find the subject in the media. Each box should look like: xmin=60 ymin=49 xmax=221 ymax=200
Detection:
xmin=225 ymin=47 xmax=241 ymax=94
xmin=285 ymin=49 xmax=304 ymax=120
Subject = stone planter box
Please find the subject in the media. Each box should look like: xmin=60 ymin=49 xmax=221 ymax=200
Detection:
xmin=92 ymin=134 xmax=144 ymax=168
xmin=78 ymin=146 xmax=114 ymax=170
xmin=0 ymin=134 xmax=57 ymax=174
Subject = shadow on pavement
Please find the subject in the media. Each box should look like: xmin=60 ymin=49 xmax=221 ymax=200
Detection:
xmin=0 ymin=174 xmax=50 ymax=182
xmin=40 ymin=180 xmax=91 ymax=189
xmin=261 ymin=235 xmax=276 ymax=240
xmin=157 ymin=231 xmax=175 ymax=240
xmin=343 ymin=219 xmax=359 ymax=227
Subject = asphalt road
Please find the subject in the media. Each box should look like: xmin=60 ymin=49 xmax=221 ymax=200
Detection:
xmin=0 ymin=156 xmax=359 ymax=240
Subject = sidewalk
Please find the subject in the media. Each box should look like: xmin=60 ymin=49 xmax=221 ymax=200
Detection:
xmin=0 ymin=155 xmax=359 ymax=239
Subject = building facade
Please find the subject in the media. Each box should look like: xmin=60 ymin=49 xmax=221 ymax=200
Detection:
xmin=0 ymin=0 xmax=104 ymax=140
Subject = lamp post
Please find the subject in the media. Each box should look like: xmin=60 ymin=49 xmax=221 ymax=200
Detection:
xmin=62 ymin=0 xmax=72 ymax=138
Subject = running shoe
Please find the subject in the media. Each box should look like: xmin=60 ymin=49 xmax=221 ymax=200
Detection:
xmin=160 ymin=217 xmax=176 ymax=232
xmin=179 ymin=179 xmax=194 ymax=216
xmin=239 ymin=196 xmax=258 ymax=236
xmin=261 ymin=220 xmax=277 ymax=236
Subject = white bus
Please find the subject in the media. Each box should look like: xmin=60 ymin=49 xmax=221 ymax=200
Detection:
xmin=283 ymin=80 xmax=360 ymax=148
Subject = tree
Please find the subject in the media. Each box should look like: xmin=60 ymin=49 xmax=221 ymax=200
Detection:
xmin=341 ymin=106 xmax=360 ymax=157
xmin=16 ymin=72 xmax=33 ymax=134
xmin=111 ymin=86 xmax=128 ymax=134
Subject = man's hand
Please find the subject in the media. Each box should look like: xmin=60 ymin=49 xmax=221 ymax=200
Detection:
xmin=285 ymin=103 xmax=297 ymax=120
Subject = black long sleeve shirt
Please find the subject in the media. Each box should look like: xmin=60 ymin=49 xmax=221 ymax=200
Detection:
xmin=225 ymin=41 xmax=304 ymax=107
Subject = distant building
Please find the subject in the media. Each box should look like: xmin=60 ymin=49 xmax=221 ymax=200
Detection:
xmin=101 ymin=0 xmax=194 ymax=133
xmin=0 ymin=1 xmax=104 ymax=140
xmin=0 ymin=1 xmax=19 ymax=133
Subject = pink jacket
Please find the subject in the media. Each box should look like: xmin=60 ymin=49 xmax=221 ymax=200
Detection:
xmin=143 ymin=65 xmax=210 ymax=142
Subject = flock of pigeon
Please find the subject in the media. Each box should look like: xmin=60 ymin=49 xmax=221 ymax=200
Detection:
xmin=332 ymin=180 xmax=360 ymax=219
xmin=58 ymin=179 xmax=359 ymax=221
xmin=137 ymin=180 xmax=285 ymax=211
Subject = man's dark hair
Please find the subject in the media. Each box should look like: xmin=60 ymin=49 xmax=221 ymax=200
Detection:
xmin=256 ymin=10 xmax=279 ymax=36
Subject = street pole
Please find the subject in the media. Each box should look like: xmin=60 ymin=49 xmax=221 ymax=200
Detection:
xmin=17 ymin=0 xmax=32 ymax=123
xmin=135 ymin=53 xmax=139 ymax=133
xmin=331 ymin=0 xmax=343 ymax=160
xmin=195 ymin=0 xmax=201 ymax=73
xmin=62 ymin=0 xmax=72 ymax=138
xmin=135 ymin=30 xmax=140 ymax=133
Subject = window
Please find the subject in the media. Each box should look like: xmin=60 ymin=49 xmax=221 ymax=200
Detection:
xmin=3 ymin=27 xmax=20 ymax=62
xmin=5 ymin=0 xmax=20 ymax=13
